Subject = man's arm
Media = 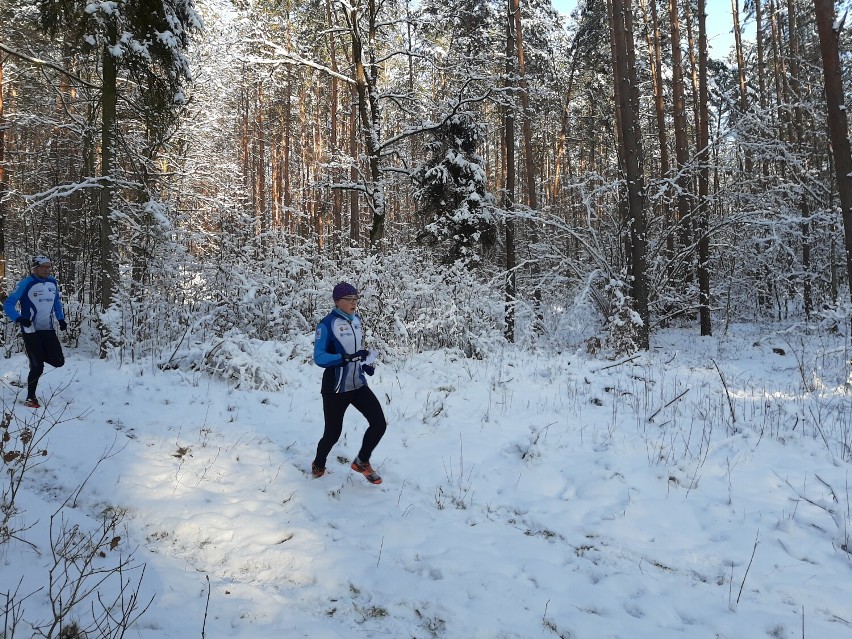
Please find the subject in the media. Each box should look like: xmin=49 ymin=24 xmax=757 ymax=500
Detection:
xmin=313 ymin=321 xmax=346 ymax=368
xmin=3 ymin=279 xmax=28 ymax=322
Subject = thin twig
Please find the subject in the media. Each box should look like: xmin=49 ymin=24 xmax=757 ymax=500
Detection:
xmin=595 ymin=354 xmax=640 ymax=372
xmin=814 ymin=474 xmax=839 ymax=502
xmin=202 ymin=574 xmax=211 ymax=639
xmin=736 ymin=530 xmax=760 ymax=604
xmin=711 ymin=358 xmax=736 ymax=424
xmin=648 ymin=388 xmax=690 ymax=422
xmin=0 ymin=43 xmax=100 ymax=89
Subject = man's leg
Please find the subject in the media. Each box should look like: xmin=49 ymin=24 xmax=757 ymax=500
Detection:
xmin=40 ymin=330 xmax=65 ymax=369
xmin=313 ymin=392 xmax=352 ymax=470
xmin=22 ymin=333 xmax=46 ymax=401
xmin=351 ymin=386 xmax=387 ymax=463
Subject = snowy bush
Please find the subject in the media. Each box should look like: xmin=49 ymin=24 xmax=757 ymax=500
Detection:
xmin=98 ymin=229 xmax=510 ymax=387
xmin=161 ymin=332 xmax=307 ymax=391
xmin=1 ymin=395 xmax=151 ymax=638
xmin=603 ymin=275 xmax=641 ymax=356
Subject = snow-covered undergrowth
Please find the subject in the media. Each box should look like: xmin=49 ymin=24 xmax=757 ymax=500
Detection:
xmin=113 ymin=243 xmax=511 ymax=373
xmin=2 ymin=324 xmax=851 ymax=638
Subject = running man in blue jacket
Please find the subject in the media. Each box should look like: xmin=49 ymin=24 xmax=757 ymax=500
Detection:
xmin=311 ymin=282 xmax=387 ymax=484
xmin=3 ymin=256 xmax=67 ymax=408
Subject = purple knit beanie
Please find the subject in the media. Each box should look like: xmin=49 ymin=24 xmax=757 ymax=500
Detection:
xmin=332 ymin=282 xmax=358 ymax=300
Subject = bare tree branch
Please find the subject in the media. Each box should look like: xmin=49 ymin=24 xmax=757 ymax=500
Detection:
xmin=0 ymin=43 xmax=100 ymax=89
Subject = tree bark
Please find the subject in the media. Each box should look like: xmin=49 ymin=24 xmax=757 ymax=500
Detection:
xmin=313 ymin=78 xmax=324 ymax=248
xmin=611 ymin=0 xmax=650 ymax=349
xmin=284 ymin=68 xmax=293 ymax=234
xmin=607 ymin=0 xmax=628 ymax=267
xmin=786 ymin=0 xmax=810 ymax=317
xmin=697 ymin=0 xmax=711 ymax=336
xmin=347 ymin=1 xmax=385 ymax=246
xmin=731 ymin=0 xmax=753 ymax=175
xmin=256 ymin=81 xmax=267 ymax=241
xmin=639 ymin=0 xmax=672 ymax=264
xmin=512 ymin=0 xmax=541 ymax=312
xmin=99 ymin=32 xmax=118 ymax=313
xmin=504 ymin=0 xmax=516 ymax=342
xmin=241 ymin=72 xmax=252 ymax=216
xmin=511 ymin=0 xmax=537 ymax=213
xmin=668 ymin=0 xmax=692 ymax=253
xmin=814 ymin=0 xmax=852 ymax=304
xmin=683 ymin=1 xmax=700 ymax=139
xmin=326 ymin=0 xmax=342 ymax=239
xmin=754 ymin=0 xmax=768 ymax=182
xmin=349 ymin=82 xmax=360 ymax=245
xmin=0 ymin=54 xmax=6 ymax=288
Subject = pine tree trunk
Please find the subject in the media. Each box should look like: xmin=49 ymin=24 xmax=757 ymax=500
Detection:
xmin=668 ymin=0 xmax=692 ymax=256
xmin=606 ymin=0 xmax=628 ymax=268
xmin=348 ymin=2 xmax=385 ymax=246
xmin=504 ymin=0 xmax=516 ymax=342
xmin=683 ymin=1 xmax=700 ymax=137
xmin=272 ymin=120 xmax=282 ymax=228
xmin=640 ymin=0 xmax=669 ymax=176
xmin=640 ymin=0 xmax=673 ymax=272
xmin=326 ymin=0 xmax=342 ymax=240
xmin=0 ymin=56 xmax=6 ymax=288
xmin=814 ymin=0 xmax=852 ymax=304
xmin=313 ymin=79 xmax=325 ymax=248
xmin=511 ymin=0 xmax=537 ymax=213
xmin=99 ymin=35 xmax=118 ymax=313
xmin=754 ymin=0 xmax=768 ymax=182
xmin=731 ymin=0 xmax=753 ymax=175
xmin=612 ymin=0 xmax=650 ymax=349
xmin=256 ymin=82 xmax=267 ymax=242
xmin=299 ymin=81 xmax=309 ymax=238
xmin=241 ymin=75 xmax=252 ymax=216
xmin=697 ymin=0 xmax=711 ymax=336
xmin=349 ymin=83 xmax=360 ymax=245
xmin=769 ymin=0 xmax=784 ymax=130
xmin=512 ymin=0 xmax=541 ymax=313
xmin=786 ymin=0 xmax=811 ymax=317
xmin=284 ymin=69 xmax=293 ymax=235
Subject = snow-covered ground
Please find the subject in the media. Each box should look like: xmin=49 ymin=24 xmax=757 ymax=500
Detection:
xmin=2 ymin=325 xmax=851 ymax=638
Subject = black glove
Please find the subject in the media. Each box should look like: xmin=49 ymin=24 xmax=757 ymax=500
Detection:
xmin=343 ymin=349 xmax=370 ymax=363
xmin=362 ymin=364 xmax=375 ymax=376
xmin=17 ymin=317 xmax=31 ymax=328
xmin=58 ymin=320 xmax=67 ymax=331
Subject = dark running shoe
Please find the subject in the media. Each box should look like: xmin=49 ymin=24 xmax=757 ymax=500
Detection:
xmin=24 ymin=398 xmax=40 ymax=408
xmin=311 ymin=463 xmax=326 ymax=478
xmin=351 ymin=457 xmax=382 ymax=484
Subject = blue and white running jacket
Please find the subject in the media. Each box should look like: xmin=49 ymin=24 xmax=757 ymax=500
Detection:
xmin=4 ymin=275 xmax=65 ymax=333
xmin=314 ymin=308 xmax=369 ymax=394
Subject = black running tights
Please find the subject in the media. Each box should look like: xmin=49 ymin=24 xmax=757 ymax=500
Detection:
xmin=23 ymin=331 xmax=65 ymax=400
xmin=314 ymin=386 xmax=387 ymax=469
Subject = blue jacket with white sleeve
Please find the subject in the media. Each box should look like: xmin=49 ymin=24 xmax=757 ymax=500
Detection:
xmin=3 ymin=274 xmax=65 ymax=333
xmin=313 ymin=308 xmax=369 ymax=394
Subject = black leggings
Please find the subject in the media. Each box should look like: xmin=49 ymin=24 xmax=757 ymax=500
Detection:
xmin=22 ymin=330 xmax=65 ymax=400
xmin=314 ymin=386 xmax=387 ymax=469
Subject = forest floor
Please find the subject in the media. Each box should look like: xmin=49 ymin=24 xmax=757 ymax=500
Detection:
xmin=2 ymin=323 xmax=851 ymax=638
